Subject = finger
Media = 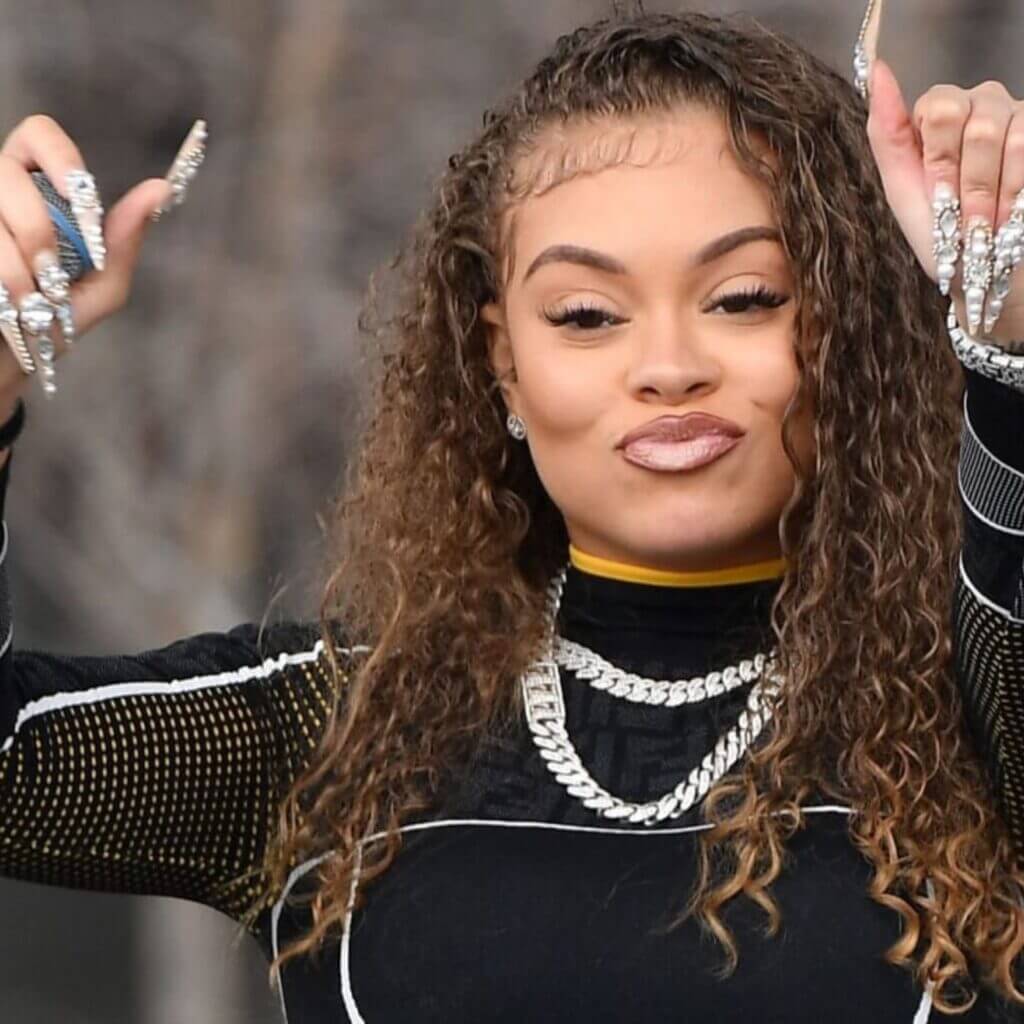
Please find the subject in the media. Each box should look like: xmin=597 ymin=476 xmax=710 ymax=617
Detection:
xmin=0 ymin=214 xmax=40 ymax=302
xmin=0 ymin=222 xmax=76 ymax=374
xmin=868 ymin=58 xmax=926 ymax=204
xmin=959 ymin=83 xmax=1014 ymax=231
xmin=914 ymin=84 xmax=969 ymax=208
xmin=0 ymin=114 xmax=88 ymax=201
xmin=69 ymin=177 xmax=171 ymax=324
xmin=996 ymin=107 xmax=1024 ymax=228
xmin=1 ymin=114 xmax=105 ymax=272
xmin=0 ymin=154 xmax=60 ymax=278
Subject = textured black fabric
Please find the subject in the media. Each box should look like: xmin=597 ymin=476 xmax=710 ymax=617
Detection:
xmin=0 ymin=412 xmax=1021 ymax=1018
xmin=954 ymin=369 xmax=1024 ymax=859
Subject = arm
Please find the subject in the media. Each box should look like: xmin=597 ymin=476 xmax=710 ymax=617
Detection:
xmin=952 ymin=367 xmax=1024 ymax=849
xmin=0 ymin=444 xmax=346 ymax=930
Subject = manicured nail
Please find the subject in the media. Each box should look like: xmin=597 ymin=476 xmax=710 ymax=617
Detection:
xmin=853 ymin=0 xmax=884 ymax=100
xmin=151 ymin=119 xmax=207 ymax=223
xmin=985 ymin=190 xmax=1024 ymax=335
xmin=64 ymin=169 xmax=106 ymax=271
xmin=963 ymin=217 xmax=994 ymax=336
xmin=32 ymin=250 xmax=70 ymax=305
xmin=932 ymin=183 xmax=961 ymax=298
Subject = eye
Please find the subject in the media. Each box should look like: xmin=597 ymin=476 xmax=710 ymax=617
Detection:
xmin=542 ymin=302 xmax=626 ymax=331
xmin=706 ymin=284 xmax=789 ymax=315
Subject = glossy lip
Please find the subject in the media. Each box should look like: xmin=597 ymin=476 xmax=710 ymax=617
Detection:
xmin=619 ymin=433 xmax=742 ymax=473
xmin=615 ymin=411 xmax=746 ymax=449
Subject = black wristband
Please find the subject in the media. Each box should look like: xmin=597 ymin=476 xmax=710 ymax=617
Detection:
xmin=0 ymin=398 xmax=26 ymax=451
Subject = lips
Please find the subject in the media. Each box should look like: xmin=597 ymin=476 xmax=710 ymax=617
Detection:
xmin=616 ymin=412 xmax=745 ymax=449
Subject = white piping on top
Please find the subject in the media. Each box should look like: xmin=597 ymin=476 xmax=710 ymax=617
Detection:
xmin=270 ymin=806 xmax=930 ymax=1024
xmin=0 ymin=640 xmax=327 ymax=756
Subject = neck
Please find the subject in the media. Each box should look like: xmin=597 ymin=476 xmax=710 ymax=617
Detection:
xmin=568 ymin=543 xmax=788 ymax=588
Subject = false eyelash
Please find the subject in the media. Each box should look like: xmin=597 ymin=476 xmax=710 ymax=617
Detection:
xmin=542 ymin=302 xmax=625 ymax=329
xmin=543 ymin=284 xmax=789 ymax=331
xmin=709 ymin=283 xmax=788 ymax=314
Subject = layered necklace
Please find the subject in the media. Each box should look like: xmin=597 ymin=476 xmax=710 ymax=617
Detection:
xmin=521 ymin=564 xmax=781 ymax=827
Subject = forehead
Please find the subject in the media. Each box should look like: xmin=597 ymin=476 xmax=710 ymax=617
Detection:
xmin=500 ymin=109 xmax=777 ymax=281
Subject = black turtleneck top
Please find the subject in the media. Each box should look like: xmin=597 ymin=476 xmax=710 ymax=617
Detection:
xmin=1 ymin=367 xmax=1024 ymax=1022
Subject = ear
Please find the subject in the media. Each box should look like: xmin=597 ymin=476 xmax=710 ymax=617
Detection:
xmin=480 ymin=300 xmax=520 ymax=416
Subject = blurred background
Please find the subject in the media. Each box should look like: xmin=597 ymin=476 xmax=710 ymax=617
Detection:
xmin=0 ymin=0 xmax=1018 ymax=1020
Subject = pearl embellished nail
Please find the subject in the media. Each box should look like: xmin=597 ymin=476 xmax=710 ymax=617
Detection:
xmin=986 ymin=188 xmax=1024 ymax=335
xmin=151 ymin=119 xmax=207 ymax=223
xmin=932 ymin=182 xmax=962 ymax=298
xmin=962 ymin=217 xmax=994 ymax=336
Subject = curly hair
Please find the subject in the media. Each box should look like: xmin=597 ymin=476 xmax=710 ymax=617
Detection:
xmin=252 ymin=7 xmax=1024 ymax=1012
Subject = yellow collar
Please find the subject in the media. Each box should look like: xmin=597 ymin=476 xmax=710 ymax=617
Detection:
xmin=568 ymin=543 xmax=787 ymax=588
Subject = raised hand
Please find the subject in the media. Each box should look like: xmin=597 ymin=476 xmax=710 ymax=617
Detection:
xmin=0 ymin=114 xmax=203 ymax=405
xmin=866 ymin=60 xmax=1024 ymax=347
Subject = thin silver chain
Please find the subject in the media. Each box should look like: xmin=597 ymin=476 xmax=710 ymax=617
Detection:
xmin=522 ymin=564 xmax=781 ymax=826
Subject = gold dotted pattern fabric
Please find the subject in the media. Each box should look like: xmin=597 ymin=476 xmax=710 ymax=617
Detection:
xmin=0 ymin=624 xmax=341 ymax=926
xmin=953 ymin=572 xmax=1024 ymax=852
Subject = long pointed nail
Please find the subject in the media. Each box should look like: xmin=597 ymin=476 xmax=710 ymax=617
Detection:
xmin=32 ymin=250 xmax=71 ymax=305
xmin=963 ymin=217 xmax=994 ymax=336
xmin=985 ymin=192 xmax=1024 ymax=335
xmin=853 ymin=0 xmax=885 ymax=100
xmin=932 ymin=183 xmax=961 ymax=298
xmin=151 ymin=119 xmax=207 ymax=223
xmin=64 ymin=170 xmax=105 ymax=271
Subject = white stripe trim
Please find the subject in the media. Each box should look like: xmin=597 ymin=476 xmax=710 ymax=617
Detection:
xmin=272 ymin=850 xmax=331 ymax=1023
xmin=0 ymin=620 xmax=12 ymax=662
xmin=964 ymin=399 xmax=1024 ymax=484
xmin=958 ymin=476 xmax=1024 ymax=537
xmin=958 ymin=554 xmax=1024 ymax=624
xmin=0 ymin=520 xmax=9 ymax=566
xmin=295 ymin=807 xmax=852 ymax=1022
xmin=912 ymin=879 xmax=937 ymax=1024
xmin=267 ymin=807 xmax=932 ymax=1023
xmin=0 ymin=639 xmax=325 ymax=756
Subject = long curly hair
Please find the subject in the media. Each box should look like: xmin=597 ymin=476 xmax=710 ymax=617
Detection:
xmin=254 ymin=7 xmax=1024 ymax=1012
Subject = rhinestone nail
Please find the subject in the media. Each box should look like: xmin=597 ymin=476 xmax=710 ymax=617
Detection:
xmin=64 ymin=169 xmax=106 ymax=272
xmin=19 ymin=292 xmax=55 ymax=336
xmin=151 ymin=119 xmax=207 ymax=222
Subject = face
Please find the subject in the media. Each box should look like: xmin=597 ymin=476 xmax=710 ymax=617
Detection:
xmin=482 ymin=106 xmax=814 ymax=573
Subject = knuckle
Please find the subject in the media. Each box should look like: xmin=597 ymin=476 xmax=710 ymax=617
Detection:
xmin=974 ymin=79 xmax=1011 ymax=99
xmin=922 ymin=153 xmax=958 ymax=175
xmin=962 ymin=181 xmax=997 ymax=203
xmin=963 ymin=119 xmax=1005 ymax=147
xmin=1006 ymin=131 xmax=1024 ymax=158
xmin=921 ymin=100 xmax=969 ymax=132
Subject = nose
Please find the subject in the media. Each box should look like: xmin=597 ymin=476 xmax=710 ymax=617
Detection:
xmin=624 ymin=312 xmax=722 ymax=403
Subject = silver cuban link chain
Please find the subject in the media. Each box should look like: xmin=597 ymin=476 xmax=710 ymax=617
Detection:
xmin=521 ymin=564 xmax=782 ymax=826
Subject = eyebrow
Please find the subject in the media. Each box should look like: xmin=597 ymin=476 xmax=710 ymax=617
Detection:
xmin=522 ymin=225 xmax=783 ymax=281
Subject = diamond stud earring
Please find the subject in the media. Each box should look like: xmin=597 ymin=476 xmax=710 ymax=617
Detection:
xmin=506 ymin=413 xmax=527 ymax=440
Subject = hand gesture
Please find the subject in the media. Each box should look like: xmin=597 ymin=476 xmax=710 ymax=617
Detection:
xmin=0 ymin=114 xmax=204 ymax=402
xmin=866 ymin=60 xmax=1024 ymax=347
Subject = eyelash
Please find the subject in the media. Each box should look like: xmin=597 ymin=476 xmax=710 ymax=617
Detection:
xmin=542 ymin=284 xmax=789 ymax=329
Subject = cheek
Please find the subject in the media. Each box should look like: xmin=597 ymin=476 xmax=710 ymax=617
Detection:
xmin=515 ymin=343 xmax=617 ymax=437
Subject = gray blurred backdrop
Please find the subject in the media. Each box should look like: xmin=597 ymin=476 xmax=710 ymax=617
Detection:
xmin=0 ymin=1 xmax=1019 ymax=1021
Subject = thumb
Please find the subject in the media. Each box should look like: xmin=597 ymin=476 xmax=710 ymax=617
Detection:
xmin=102 ymin=177 xmax=173 ymax=275
xmin=867 ymin=58 xmax=924 ymax=199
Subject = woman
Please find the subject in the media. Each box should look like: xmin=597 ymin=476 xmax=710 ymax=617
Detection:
xmin=0 ymin=5 xmax=1022 ymax=1020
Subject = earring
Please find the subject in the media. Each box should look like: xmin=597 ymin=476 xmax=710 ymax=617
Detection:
xmin=506 ymin=413 xmax=527 ymax=440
